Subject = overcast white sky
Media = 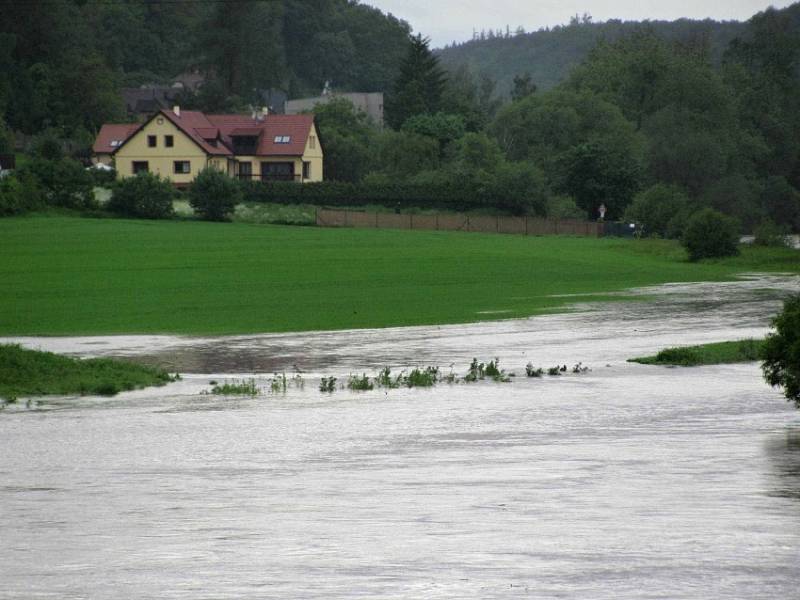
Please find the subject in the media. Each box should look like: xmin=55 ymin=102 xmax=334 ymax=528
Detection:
xmin=365 ymin=0 xmax=797 ymax=47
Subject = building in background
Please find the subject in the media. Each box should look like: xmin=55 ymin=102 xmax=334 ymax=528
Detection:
xmin=93 ymin=106 xmax=323 ymax=186
xmin=285 ymin=90 xmax=384 ymax=127
xmin=120 ymin=87 xmax=180 ymax=122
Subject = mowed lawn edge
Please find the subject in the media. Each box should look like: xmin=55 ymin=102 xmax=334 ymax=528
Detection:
xmin=1 ymin=215 xmax=798 ymax=336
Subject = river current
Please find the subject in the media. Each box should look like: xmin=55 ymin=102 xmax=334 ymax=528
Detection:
xmin=2 ymin=274 xmax=799 ymax=599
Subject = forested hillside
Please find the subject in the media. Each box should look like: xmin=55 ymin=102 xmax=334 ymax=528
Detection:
xmin=0 ymin=0 xmax=411 ymax=140
xmin=2 ymin=1 xmax=799 ymax=239
xmin=437 ymin=15 xmax=747 ymax=96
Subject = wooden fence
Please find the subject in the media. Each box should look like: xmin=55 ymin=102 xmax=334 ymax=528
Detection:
xmin=315 ymin=208 xmax=604 ymax=238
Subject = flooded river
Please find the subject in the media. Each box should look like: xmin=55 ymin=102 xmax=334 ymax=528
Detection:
xmin=2 ymin=275 xmax=800 ymax=598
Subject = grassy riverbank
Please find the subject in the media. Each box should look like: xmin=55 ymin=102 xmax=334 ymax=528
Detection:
xmin=1 ymin=215 xmax=798 ymax=335
xmin=629 ymin=339 xmax=765 ymax=366
xmin=0 ymin=344 xmax=176 ymax=401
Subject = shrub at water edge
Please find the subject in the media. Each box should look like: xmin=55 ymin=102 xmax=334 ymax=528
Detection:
xmin=761 ymin=294 xmax=800 ymax=408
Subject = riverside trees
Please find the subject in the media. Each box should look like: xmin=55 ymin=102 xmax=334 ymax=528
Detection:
xmin=762 ymin=295 xmax=800 ymax=408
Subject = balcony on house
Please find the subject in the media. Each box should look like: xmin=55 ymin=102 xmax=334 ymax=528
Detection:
xmin=236 ymin=161 xmax=301 ymax=182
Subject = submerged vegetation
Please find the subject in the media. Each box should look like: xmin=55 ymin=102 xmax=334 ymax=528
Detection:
xmin=319 ymin=377 xmax=337 ymax=393
xmin=208 ymin=372 xmax=303 ymax=396
xmin=629 ymin=339 xmax=764 ymax=366
xmin=320 ymin=358 xmax=587 ymax=394
xmin=347 ymin=373 xmax=374 ymax=391
xmin=0 ymin=344 xmax=176 ymax=403
xmin=210 ymin=379 xmax=260 ymax=396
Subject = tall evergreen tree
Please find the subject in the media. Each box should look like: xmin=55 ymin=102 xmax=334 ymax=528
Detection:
xmin=385 ymin=34 xmax=447 ymax=129
xmin=198 ymin=0 xmax=286 ymax=102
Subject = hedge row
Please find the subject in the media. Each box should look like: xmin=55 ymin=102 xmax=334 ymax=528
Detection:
xmin=239 ymin=180 xmax=540 ymax=215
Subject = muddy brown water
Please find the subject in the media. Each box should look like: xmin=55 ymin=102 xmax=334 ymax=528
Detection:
xmin=1 ymin=274 xmax=800 ymax=599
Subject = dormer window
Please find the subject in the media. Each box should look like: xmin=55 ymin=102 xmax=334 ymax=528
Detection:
xmin=274 ymin=135 xmax=290 ymax=143
xmin=110 ymin=140 xmax=121 ymax=147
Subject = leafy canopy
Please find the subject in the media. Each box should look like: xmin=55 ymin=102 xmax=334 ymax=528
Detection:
xmin=762 ymin=294 xmax=800 ymax=407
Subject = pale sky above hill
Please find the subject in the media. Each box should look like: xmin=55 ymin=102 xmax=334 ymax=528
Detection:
xmin=365 ymin=0 xmax=797 ymax=47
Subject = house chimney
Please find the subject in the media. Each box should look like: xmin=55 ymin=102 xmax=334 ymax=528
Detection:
xmin=173 ymin=105 xmax=180 ymax=117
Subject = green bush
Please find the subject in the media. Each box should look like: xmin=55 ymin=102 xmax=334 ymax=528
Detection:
xmin=682 ymin=208 xmax=740 ymax=261
xmin=664 ymin=206 xmax=694 ymax=240
xmin=703 ymin=175 xmax=765 ymax=233
xmin=374 ymin=129 xmax=440 ymax=178
xmin=107 ymin=172 xmax=175 ymax=219
xmin=19 ymin=158 xmax=96 ymax=210
xmin=239 ymin=175 xmax=554 ymax=216
xmin=401 ymin=112 xmax=466 ymax=150
xmin=762 ymin=294 xmax=800 ymax=407
xmin=480 ymin=161 xmax=549 ymax=216
xmin=547 ymin=195 xmax=584 ymax=220
xmin=0 ymin=120 xmax=13 ymax=155
xmin=624 ymin=184 xmax=691 ymax=238
xmin=753 ymin=220 xmax=789 ymax=247
xmin=0 ymin=173 xmax=42 ymax=217
xmin=32 ymin=132 xmax=64 ymax=161
xmin=88 ymin=166 xmax=117 ymax=187
xmin=189 ymin=167 xmax=242 ymax=221
xmin=760 ymin=176 xmax=800 ymax=233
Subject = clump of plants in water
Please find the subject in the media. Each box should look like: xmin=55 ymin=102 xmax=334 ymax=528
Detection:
xmin=484 ymin=358 xmax=510 ymax=382
xmin=403 ymin=366 xmax=439 ymax=387
xmin=347 ymin=373 xmax=374 ymax=391
xmin=464 ymin=358 xmax=486 ymax=382
xmin=269 ymin=373 xmax=288 ymax=393
xmin=315 ymin=358 xmax=590 ymax=395
xmin=525 ymin=363 xmax=544 ymax=378
xmin=319 ymin=376 xmax=337 ymax=393
xmin=210 ymin=379 xmax=260 ymax=396
xmin=375 ymin=367 xmax=401 ymax=389
xmin=441 ymin=366 xmax=458 ymax=384
xmin=350 ymin=366 xmax=441 ymax=390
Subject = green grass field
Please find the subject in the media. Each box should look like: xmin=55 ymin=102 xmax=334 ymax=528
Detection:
xmin=629 ymin=339 xmax=765 ymax=366
xmin=0 ymin=215 xmax=798 ymax=336
xmin=0 ymin=344 xmax=175 ymax=401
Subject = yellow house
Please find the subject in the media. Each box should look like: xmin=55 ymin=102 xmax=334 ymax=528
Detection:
xmin=93 ymin=106 xmax=323 ymax=186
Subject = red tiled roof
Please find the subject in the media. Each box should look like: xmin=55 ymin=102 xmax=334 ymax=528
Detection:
xmin=194 ymin=127 xmax=220 ymax=139
xmin=159 ymin=110 xmax=230 ymax=155
xmin=229 ymin=127 xmax=264 ymax=136
xmin=206 ymin=114 xmax=314 ymax=156
xmin=257 ymin=114 xmax=314 ymax=156
xmin=92 ymin=123 xmax=139 ymax=154
xmin=95 ymin=110 xmax=315 ymax=158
